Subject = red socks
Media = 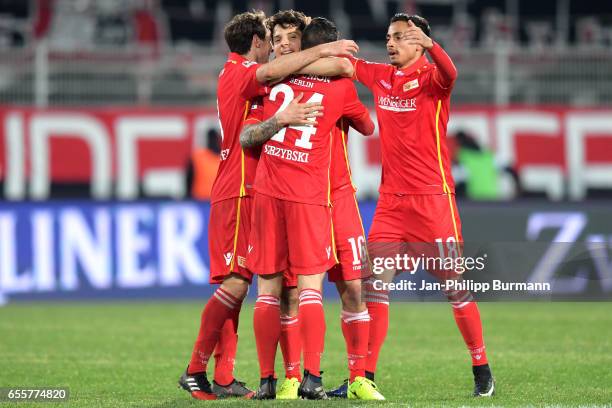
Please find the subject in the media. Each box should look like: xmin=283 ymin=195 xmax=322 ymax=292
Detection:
xmin=364 ymin=280 xmax=389 ymax=374
xmin=448 ymin=290 xmax=488 ymax=366
xmin=280 ymin=314 xmax=301 ymax=380
xmin=341 ymin=310 xmax=370 ymax=381
xmin=188 ymin=287 xmax=240 ymax=374
xmin=253 ymin=295 xmax=281 ymax=378
xmin=298 ymin=289 xmax=325 ymax=377
xmin=213 ymin=306 xmax=240 ymax=385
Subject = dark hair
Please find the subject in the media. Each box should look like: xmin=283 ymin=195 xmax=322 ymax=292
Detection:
xmin=224 ymin=10 xmax=266 ymax=55
xmin=266 ymin=9 xmax=307 ymax=38
xmin=301 ymin=17 xmax=338 ymax=50
xmin=390 ymin=13 xmax=431 ymax=37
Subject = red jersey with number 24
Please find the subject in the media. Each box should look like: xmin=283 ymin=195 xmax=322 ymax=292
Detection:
xmin=254 ymin=75 xmax=370 ymax=206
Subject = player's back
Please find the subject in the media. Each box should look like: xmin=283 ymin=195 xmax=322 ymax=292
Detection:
xmin=211 ymin=53 xmax=266 ymax=203
xmin=255 ymin=74 xmax=354 ymax=206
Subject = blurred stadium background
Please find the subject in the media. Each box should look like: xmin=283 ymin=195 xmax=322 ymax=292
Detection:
xmin=1 ymin=1 xmax=611 ymax=406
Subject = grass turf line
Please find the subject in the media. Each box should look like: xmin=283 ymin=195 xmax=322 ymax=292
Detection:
xmin=0 ymin=302 xmax=611 ymax=407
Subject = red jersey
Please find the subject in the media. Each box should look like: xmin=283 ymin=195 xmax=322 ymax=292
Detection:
xmin=210 ymin=53 xmax=268 ymax=203
xmin=254 ymin=75 xmax=369 ymax=206
xmin=330 ymin=119 xmax=356 ymax=200
xmin=246 ymin=101 xmax=369 ymax=202
xmin=351 ymin=43 xmax=457 ymax=195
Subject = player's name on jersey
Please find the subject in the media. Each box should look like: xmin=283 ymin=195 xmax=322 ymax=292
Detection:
xmin=372 ymin=279 xmax=552 ymax=293
xmin=264 ymin=144 xmax=309 ymax=163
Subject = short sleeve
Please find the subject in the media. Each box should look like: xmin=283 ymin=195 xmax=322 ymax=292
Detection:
xmin=238 ymin=61 xmax=268 ymax=100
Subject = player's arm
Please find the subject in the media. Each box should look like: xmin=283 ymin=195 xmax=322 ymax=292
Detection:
xmin=298 ymin=57 xmax=354 ymax=78
xmin=341 ymin=82 xmax=375 ymax=136
xmin=347 ymin=56 xmax=392 ymax=89
xmin=404 ymin=20 xmax=457 ymax=89
xmin=346 ymin=112 xmax=374 ymax=136
xmin=240 ymin=93 xmax=323 ymax=148
xmin=255 ymin=40 xmax=359 ymax=83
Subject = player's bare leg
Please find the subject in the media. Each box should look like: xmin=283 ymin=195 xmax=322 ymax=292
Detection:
xmin=181 ymin=274 xmax=250 ymax=400
xmin=336 ymin=279 xmax=365 ymax=313
xmin=277 ymin=287 xmax=301 ymax=399
xmin=296 ymin=272 xmax=328 ymax=399
xmin=253 ymin=273 xmax=284 ymax=399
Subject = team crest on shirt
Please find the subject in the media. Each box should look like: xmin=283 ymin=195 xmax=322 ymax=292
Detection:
xmin=403 ymin=78 xmax=419 ymax=92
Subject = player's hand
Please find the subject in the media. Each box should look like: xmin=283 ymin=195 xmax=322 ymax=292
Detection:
xmin=276 ymin=93 xmax=323 ymax=127
xmin=404 ymin=20 xmax=434 ymax=50
xmin=318 ymin=39 xmax=359 ymax=58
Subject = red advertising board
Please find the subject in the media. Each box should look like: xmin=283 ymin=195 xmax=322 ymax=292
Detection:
xmin=1 ymin=105 xmax=612 ymax=200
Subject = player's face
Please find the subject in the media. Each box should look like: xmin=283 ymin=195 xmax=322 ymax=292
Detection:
xmin=255 ymin=28 xmax=273 ymax=63
xmin=386 ymin=21 xmax=422 ymax=68
xmin=272 ymin=25 xmax=302 ymax=56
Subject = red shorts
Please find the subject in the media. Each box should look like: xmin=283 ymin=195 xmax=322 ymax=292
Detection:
xmin=369 ymin=193 xmax=463 ymax=243
xmin=328 ymin=191 xmax=370 ymax=282
xmin=208 ymin=197 xmax=253 ymax=284
xmin=247 ymin=193 xmax=337 ymax=277
xmin=368 ymin=193 xmax=463 ymax=278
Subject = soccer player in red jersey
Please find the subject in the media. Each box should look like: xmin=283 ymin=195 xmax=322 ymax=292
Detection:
xmin=347 ymin=14 xmax=495 ymax=397
xmin=241 ymin=20 xmax=373 ymax=400
xmin=179 ymin=10 xmax=359 ymax=400
xmin=240 ymin=16 xmax=384 ymax=400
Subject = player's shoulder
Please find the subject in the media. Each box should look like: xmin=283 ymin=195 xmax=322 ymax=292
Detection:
xmin=418 ymin=61 xmax=436 ymax=75
xmin=357 ymin=58 xmax=395 ymax=73
xmin=222 ymin=54 xmax=259 ymax=77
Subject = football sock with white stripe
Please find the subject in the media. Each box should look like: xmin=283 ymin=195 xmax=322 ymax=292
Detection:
xmin=446 ymin=290 xmax=489 ymax=366
xmin=213 ymin=315 xmax=239 ymax=386
xmin=188 ymin=287 xmax=240 ymax=375
xmin=364 ymin=279 xmax=389 ymax=374
xmin=253 ymin=295 xmax=281 ymax=378
xmin=280 ymin=314 xmax=302 ymax=380
xmin=341 ymin=309 xmax=370 ymax=381
xmin=298 ymin=289 xmax=325 ymax=377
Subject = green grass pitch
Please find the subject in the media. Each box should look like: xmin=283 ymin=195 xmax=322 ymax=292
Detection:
xmin=1 ymin=302 xmax=611 ymax=407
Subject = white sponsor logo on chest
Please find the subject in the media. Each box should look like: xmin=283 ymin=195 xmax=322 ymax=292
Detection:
xmin=377 ymin=95 xmax=417 ymax=112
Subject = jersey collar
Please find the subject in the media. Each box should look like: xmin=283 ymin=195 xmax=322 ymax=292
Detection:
xmin=397 ymin=55 xmax=429 ymax=76
xmin=227 ymin=52 xmax=249 ymax=64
